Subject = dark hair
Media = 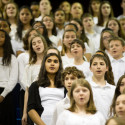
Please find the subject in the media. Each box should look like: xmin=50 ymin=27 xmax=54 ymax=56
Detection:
xmin=106 ymin=17 xmax=125 ymax=40
xmin=0 ymin=18 xmax=11 ymax=28
xmin=97 ymin=1 xmax=114 ymax=26
xmin=110 ymin=75 xmax=125 ymax=116
xmin=64 ymin=23 xmax=78 ymax=31
xmin=54 ymin=8 xmax=65 ymax=18
xmin=70 ymin=38 xmax=85 ymax=50
xmin=90 ymin=54 xmax=115 ymax=85
xmin=30 ymin=1 xmax=39 ymax=6
xmin=70 ymin=18 xmax=89 ymax=45
xmin=61 ymin=29 xmax=77 ymax=56
xmin=37 ymin=53 xmax=63 ymax=87
xmin=0 ymin=29 xmax=14 ymax=65
xmin=17 ymin=5 xmax=34 ymax=40
xmin=96 ymin=50 xmax=115 ymax=85
xmin=32 ymin=21 xmax=52 ymax=46
xmin=88 ymin=0 xmax=101 ymax=16
xmin=42 ymin=15 xmax=57 ymax=36
xmin=100 ymin=28 xmax=115 ymax=51
xmin=44 ymin=46 xmax=61 ymax=57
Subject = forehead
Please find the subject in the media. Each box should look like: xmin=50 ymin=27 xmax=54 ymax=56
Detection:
xmin=7 ymin=3 xmax=16 ymax=7
xmin=47 ymin=49 xmax=58 ymax=54
xmin=72 ymin=3 xmax=82 ymax=8
xmin=46 ymin=55 xmax=59 ymax=60
xmin=65 ymin=73 xmax=77 ymax=78
xmin=32 ymin=36 xmax=41 ymax=41
xmin=0 ymin=21 xmax=9 ymax=26
xmin=83 ymin=17 xmax=93 ymax=21
xmin=92 ymin=57 xmax=106 ymax=62
xmin=108 ymin=20 xmax=118 ymax=24
xmin=109 ymin=40 xmax=122 ymax=45
xmin=20 ymin=8 xmax=30 ymax=13
xmin=55 ymin=10 xmax=65 ymax=15
xmin=65 ymin=31 xmax=76 ymax=35
xmin=116 ymin=94 xmax=125 ymax=101
xmin=31 ymin=5 xmax=39 ymax=9
xmin=40 ymin=0 xmax=50 ymax=4
xmin=102 ymin=31 xmax=112 ymax=36
xmin=102 ymin=3 xmax=110 ymax=7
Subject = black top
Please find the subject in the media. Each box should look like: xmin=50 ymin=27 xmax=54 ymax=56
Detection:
xmin=27 ymin=81 xmax=44 ymax=125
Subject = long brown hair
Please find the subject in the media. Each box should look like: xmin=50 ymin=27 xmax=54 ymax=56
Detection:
xmin=29 ymin=34 xmax=48 ymax=64
xmin=68 ymin=78 xmax=97 ymax=114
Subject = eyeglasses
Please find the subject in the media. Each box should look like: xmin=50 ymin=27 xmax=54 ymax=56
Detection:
xmin=102 ymin=35 xmax=112 ymax=40
xmin=33 ymin=25 xmax=44 ymax=29
xmin=43 ymin=19 xmax=53 ymax=22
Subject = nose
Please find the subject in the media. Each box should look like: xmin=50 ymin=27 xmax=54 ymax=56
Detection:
xmin=118 ymin=103 xmax=123 ymax=109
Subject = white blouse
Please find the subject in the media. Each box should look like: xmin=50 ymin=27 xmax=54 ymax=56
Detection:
xmin=56 ymin=110 xmax=105 ymax=125
xmin=0 ymin=55 xmax=18 ymax=97
xmin=21 ymin=64 xmax=41 ymax=90
xmin=17 ymin=52 xmax=29 ymax=89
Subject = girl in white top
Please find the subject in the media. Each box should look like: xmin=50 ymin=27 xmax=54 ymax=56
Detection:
xmin=70 ymin=2 xmax=83 ymax=20
xmin=42 ymin=15 xmax=61 ymax=47
xmin=87 ymin=54 xmax=116 ymax=119
xmin=59 ymin=1 xmax=71 ymax=24
xmin=3 ymin=2 xmax=18 ymax=38
xmin=13 ymin=6 xmax=34 ymax=56
xmin=61 ymin=29 xmax=76 ymax=67
xmin=105 ymin=17 xmax=125 ymax=40
xmin=56 ymin=78 xmax=105 ymax=125
xmin=110 ymin=93 xmax=125 ymax=121
xmin=95 ymin=1 xmax=114 ymax=34
xmin=65 ymin=39 xmax=92 ymax=78
xmin=100 ymin=28 xmax=115 ymax=58
xmin=17 ymin=28 xmax=40 ymax=117
xmin=88 ymin=0 xmax=101 ymax=24
xmin=0 ymin=29 xmax=18 ymax=125
xmin=28 ymin=53 xmax=64 ymax=125
xmin=35 ymin=0 xmax=52 ymax=21
xmin=21 ymin=34 xmax=48 ymax=125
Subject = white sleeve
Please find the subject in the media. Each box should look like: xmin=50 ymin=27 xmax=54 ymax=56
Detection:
xmin=97 ymin=112 xmax=106 ymax=125
xmin=84 ymin=42 xmax=92 ymax=54
xmin=17 ymin=54 xmax=27 ymax=88
xmin=1 ymin=55 xmax=18 ymax=97
xmin=20 ymin=65 xmax=31 ymax=90
xmin=56 ymin=111 xmax=66 ymax=125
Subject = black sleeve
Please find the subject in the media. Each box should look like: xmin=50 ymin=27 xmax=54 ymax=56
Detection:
xmin=27 ymin=82 xmax=43 ymax=116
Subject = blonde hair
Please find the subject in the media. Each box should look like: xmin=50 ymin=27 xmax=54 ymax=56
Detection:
xmin=68 ymin=78 xmax=97 ymax=114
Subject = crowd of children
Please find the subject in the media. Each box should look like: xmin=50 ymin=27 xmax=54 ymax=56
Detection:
xmin=0 ymin=0 xmax=125 ymax=125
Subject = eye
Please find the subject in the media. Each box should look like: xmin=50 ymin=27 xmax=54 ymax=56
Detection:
xmin=54 ymin=60 xmax=58 ymax=63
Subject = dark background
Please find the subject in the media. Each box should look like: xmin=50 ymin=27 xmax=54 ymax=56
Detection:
xmin=14 ymin=0 xmax=122 ymax=17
